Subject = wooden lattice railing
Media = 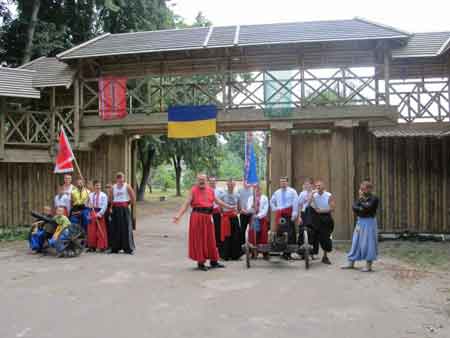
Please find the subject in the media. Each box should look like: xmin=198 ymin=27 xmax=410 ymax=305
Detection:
xmin=82 ymin=67 xmax=385 ymax=115
xmin=2 ymin=106 xmax=75 ymax=146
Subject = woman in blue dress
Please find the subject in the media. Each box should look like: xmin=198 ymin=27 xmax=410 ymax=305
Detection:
xmin=342 ymin=181 xmax=379 ymax=272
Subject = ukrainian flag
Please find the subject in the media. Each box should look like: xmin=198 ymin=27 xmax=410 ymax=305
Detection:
xmin=168 ymin=105 xmax=217 ymax=139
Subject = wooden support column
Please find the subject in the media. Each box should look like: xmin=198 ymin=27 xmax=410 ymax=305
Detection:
xmin=269 ymin=122 xmax=293 ymax=194
xmin=50 ymin=87 xmax=56 ymax=143
xmin=0 ymin=98 xmax=5 ymax=159
xmin=74 ymin=76 xmax=80 ymax=146
xmin=383 ymin=47 xmax=391 ymax=106
xmin=300 ymin=62 xmax=306 ymax=107
xmin=105 ymin=134 xmax=129 ymax=182
xmin=330 ymin=124 xmax=355 ymax=240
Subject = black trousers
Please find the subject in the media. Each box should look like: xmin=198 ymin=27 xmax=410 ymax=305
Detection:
xmin=110 ymin=206 xmax=135 ymax=253
xmin=239 ymin=213 xmax=253 ymax=244
xmin=221 ymin=216 xmax=242 ymax=260
xmin=311 ymin=210 xmax=334 ymax=253
xmin=212 ymin=213 xmax=222 ymax=250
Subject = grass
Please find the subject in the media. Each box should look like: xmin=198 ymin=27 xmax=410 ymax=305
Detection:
xmin=335 ymin=240 xmax=450 ymax=271
xmin=144 ymin=188 xmax=186 ymax=203
xmin=380 ymin=241 xmax=450 ymax=270
xmin=0 ymin=226 xmax=29 ymax=242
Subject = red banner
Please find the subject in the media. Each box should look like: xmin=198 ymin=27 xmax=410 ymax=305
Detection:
xmin=99 ymin=76 xmax=128 ymax=120
xmin=54 ymin=127 xmax=75 ymax=174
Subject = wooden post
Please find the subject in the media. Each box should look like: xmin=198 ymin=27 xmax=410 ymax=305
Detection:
xmin=269 ymin=122 xmax=293 ymax=194
xmin=384 ymin=47 xmax=391 ymax=106
xmin=74 ymin=76 xmax=80 ymax=146
xmin=265 ymin=132 xmax=271 ymax=196
xmin=50 ymin=87 xmax=56 ymax=143
xmin=221 ymin=66 xmax=227 ymax=110
xmin=341 ymin=68 xmax=346 ymax=100
xmin=300 ymin=61 xmax=306 ymax=107
xmin=330 ymin=125 xmax=355 ymax=240
xmin=130 ymin=137 xmax=138 ymax=230
xmin=447 ymin=60 xmax=450 ymax=116
xmin=374 ymin=65 xmax=380 ymax=105
xmin=0 ymin=98 xmax=5 ymax=159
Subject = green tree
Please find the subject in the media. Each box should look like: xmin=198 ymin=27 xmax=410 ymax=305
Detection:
xmin=0 ymin=0 xmax=175 ymax=65
xmin=158 ymin=135 xmax=221 ymax=196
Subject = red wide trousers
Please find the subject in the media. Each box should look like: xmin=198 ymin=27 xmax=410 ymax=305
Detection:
xmin=248 ymin=217 xmax=269 ymax=246
xmin=188 ymin=212 xmax=219 ymax=263
xmin=88 ymin=211 xmax=108 ymax=250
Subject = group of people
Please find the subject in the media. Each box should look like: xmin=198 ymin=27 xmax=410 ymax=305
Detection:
xmin=174 ymin=174 xmax=379 ymax=272
xmin=30 ymin=172 xmax=137 ymax=255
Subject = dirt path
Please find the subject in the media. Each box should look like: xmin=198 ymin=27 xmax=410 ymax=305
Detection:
xmin=0 ymin=200 xmax=449 ymax=338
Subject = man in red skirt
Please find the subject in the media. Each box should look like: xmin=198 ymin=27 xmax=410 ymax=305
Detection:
xmin=173 ymin=174 xmax=236 ymax=271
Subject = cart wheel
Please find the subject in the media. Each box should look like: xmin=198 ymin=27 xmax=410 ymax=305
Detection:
xmin=303 ymin=229 xmax=310 ymax=270
xmin=245 ymin=243 xmax=251 ymax=269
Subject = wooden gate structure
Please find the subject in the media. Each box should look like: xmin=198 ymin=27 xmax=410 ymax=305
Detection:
xmin=1 ymin=18 xmax=450 ymax=238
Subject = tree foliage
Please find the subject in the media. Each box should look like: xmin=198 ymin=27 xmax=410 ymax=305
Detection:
xmin=0 ymin=0 xmax=176 ymax=65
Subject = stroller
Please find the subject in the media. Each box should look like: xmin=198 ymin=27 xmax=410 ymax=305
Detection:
xmin=29 ymin=211 xmax=86 ymax=257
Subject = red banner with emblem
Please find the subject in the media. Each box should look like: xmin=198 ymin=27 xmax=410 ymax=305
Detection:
xmin=98 ymin=76 xmax=128 ymax=120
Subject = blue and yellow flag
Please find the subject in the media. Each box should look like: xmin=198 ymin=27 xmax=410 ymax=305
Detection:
xmin=168 ymin=105 xmax=217 ymax=139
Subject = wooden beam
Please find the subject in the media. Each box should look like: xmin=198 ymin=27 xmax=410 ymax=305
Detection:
xmin=0 ymin=98 xmax=5 ymax=159
xmin=384 ymin=47 xmax=391 ymax=105
xmin=74 ymin=75 xmax=80 ymax=145
xmin=50 ymin=87 xmax=56 ymax=144
xmin=0 ymin=148 xmax=52 ymax=163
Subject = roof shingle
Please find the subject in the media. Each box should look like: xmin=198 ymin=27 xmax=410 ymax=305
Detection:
xmin=392 ymin=31 xmax=450 ymax=58
xmin=58 ymin=18 xmax=409 ymax=60
xmin=0 ymin=67 xmax=40 ymax=99
xmin=371 ymin=123 xmax=450 ymax=138
xmin=20 ymin=57 xmax=75 ymax=88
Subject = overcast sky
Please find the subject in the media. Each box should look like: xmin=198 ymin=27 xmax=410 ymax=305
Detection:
xmin=171 ymin=0 xmax=450 ymax=33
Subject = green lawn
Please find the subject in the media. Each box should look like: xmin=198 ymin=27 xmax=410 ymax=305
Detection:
xmin=0 ymin=226 xmax=29 ymax=242
xmin=144 ymin=188 xmax=186 ymax=203
xmin=335 ymin=240 xmax=450 ymax=271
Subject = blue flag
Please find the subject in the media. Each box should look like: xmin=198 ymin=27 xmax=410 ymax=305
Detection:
xmin=244 ymin=132 xmax=259 ymax=185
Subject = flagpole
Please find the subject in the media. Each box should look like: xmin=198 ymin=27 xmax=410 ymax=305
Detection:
xmin=72 ymin=156 xmax=85 ymax=182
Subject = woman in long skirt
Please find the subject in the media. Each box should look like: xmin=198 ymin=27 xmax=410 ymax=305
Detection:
xmin=342 ymin=180 xmax=379 ymax=272
xmin=110 ymin=172 xmax=136 ymax=254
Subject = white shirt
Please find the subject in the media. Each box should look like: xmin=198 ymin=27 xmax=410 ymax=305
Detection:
xmin=270 ymin=187 xmax=298 ymax=212
xmin=89 ymin=191 xmax=108 ymax=216
xmin=54 ymin=194 xmax=71 ymax=214
xmin=112 ymin=183 xmax=130 ymax=203
xmin=311 ymin=191 xmax=332 ymax=211
xmin=238 ymin=187 xmax=255 ymax=213
xmin=213 ymin=188 xmax=225 ymax=209
xmin=293 ymin=190 xmax=313 ymax=217
xmin=248 ymin=194 xmax=269 ymax=219
xmin=62 ymin=184 xmax=73 ymax=198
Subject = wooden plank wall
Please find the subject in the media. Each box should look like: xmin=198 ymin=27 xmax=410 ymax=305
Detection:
xmin=0 ymin=135 xmax=129 ymax=227
xmin=290 ymin=127 xmax=450 ymax=237
xmin=291 ymin=129 xmax=355 ymax=239
xmin=354 ymin=128 xmax=450 ymax=233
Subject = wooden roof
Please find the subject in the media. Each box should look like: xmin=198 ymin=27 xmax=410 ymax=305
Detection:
xmin=371 ymin=123 xmax=450 ymax=138
xmin=392 ymin=31 xmax=450 ymax=59
xmin=0 ymin=67 xmax=40 ymax=99
xmin=57 ymin=18 xmax=409 ymax=60
xmin=19 ymin=57 xmax=75 ymax=88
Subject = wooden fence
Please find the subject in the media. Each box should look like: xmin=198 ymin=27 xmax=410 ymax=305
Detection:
xmin=354 ymin=128 xmax=450 ymax=233
xmin=1 ymin=129 xmax=450 ymax=234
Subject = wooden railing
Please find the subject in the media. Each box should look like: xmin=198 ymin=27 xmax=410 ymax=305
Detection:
xmin=82 ymin=68 xmax=384 ymax=116
xmin=2 ymin=106 xmax=75 ymax=147
xmin=81 ymin=67 xmax=449 ymax=122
